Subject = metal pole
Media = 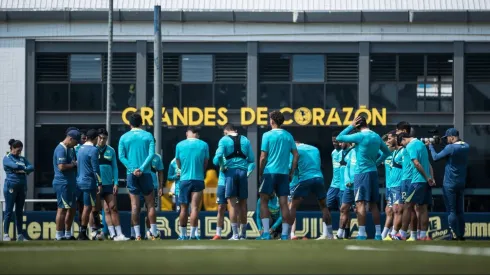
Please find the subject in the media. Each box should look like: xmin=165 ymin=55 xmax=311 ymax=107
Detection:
xmin=154 ymin=5 xmax=163 ymax=211
xmin=106 ymin=0 xmax=114 ymax=144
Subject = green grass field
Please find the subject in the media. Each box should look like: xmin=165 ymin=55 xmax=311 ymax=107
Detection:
xmin=1 ymin=240 xmax=490 ymax=274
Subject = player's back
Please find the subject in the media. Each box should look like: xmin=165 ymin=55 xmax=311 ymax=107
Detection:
xmin=53 ymin=143 xmax=76 ymax=186
xmin=297 ymin=143 xmax=323 ymax=182
xmin=445 ymin=141 xmax=470 ymax=187
xmin=176 ymin=138 xmax=209 ymax=181
xmin=77 ymin=144 xmax=99 ymax=189
xmin=262 ymin=129 xmax=295 ymax=175
xmin=406 ymin=139 xmax=431 ymax=183
xmin=119 ymin=129 xmax=154 ymax=173
xmin=355 ymin=130 xmax=383 ymax=174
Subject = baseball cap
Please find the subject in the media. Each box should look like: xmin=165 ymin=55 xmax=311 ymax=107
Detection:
xmin=442 ymin=128 xmax=459 ymax=139
xmin=67 ymin=130 xmax=81 ymax=143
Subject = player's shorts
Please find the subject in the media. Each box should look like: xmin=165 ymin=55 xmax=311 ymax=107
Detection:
xmin=385 ymin=187 xmax=392 ymax=207
xmin=288 ymin=185 xmax=297 ymax=203
xmin=401 ymin=179 xmax=411 ymax=203
xmin=179 ymin=180 xmax=205 ymax=205
xmin=53 ymin=184 xmax=76 ymax=209
xmin=259 ymin=174 xmax=289 ymax=197
xmin=139 ymin=189 xmax=158 ymax=209
xmin=224 ymin=168 xmax=248 ymax=200
xmin=100 ymin=185 xmax=114 ymax=199
xmin=291 ymin=177 xmax=326 ymax=200
xmin=127 ymin=173 xmax=153 ymax=196
xmin=342 ymin=189 xmax=355 ymax=205
xmin=405 ymin=182 xmax=431 ymax=205
xmin=326 ymin=187 xmax=340 ymax=209
xmin=354 ymin=171 xmax=380 ymax=203
xmin=389 ymin=186 xmax=402 ymax=206
xmin=79 ymin=188 xmax=97 ymax=207
xmin=216 ymin=185 xmax=227 ymax=205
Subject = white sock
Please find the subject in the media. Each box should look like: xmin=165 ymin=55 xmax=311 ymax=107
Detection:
xmin=281 ymin=223 xmax=289 ymax=236
xmin=400 ymin=230 xmax=407 ymax=238
xmin=240 ymin=224 xmax=247 ymax=236
xmin=411 ymin=231 xmax=417 ymax=239
xmin=337 ymin=228 xmax=345 ymax=238
xmin=381 ymin=227 xmax=390 ymax=239
xmin=322 ymin=222 xmax=328 ymax=237
xmin=216 ymin=227 xmax=222 ymax=237
xmin=290 ymin=230 xmax=296 ymax=238
xmin=375 ymin=225 xmax=381 ymax=236
xmin=56 ymin=231 xmax=64 ymax=240
xmin=64 ymin=230 xmax=72 ymax=238
xmin=231 ymin=223 xmax=238 ymax=236
xmin=325 ymin=223 xmax=333 ymax=237
xmin=420 ymin=231 xmax=427 ymax=239
xmin=134 ymin=225 xmax=141 ymax=238
xmin=358 ymin=226 xmax=367 ymax=237
xmin=190 ymin=226 xmax=197 ymax=238
xmin=108 ymin=226 xmax=116 ymax=237
xmin=417 ymin=230 xmax=421 ymax=239
xmin=261 ymin=219 xmax=270 ymax=233
xmin=391 ymin=228 xmax=398 ymax=236
xmin=115 ymin=225 xmax=123 ymax=236
xmin=151 ymin=224 xmax=158 ymax=236
xmin=130 ymin=227 xmax=135 ymax=238
xmin=180 ymin=226 xmax=187 ymax=237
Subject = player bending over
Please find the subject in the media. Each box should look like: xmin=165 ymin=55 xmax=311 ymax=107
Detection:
xmin=256 ymin=193 xmax=283 ymax=239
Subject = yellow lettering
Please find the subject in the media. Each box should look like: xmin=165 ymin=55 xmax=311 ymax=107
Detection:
xmin=371 ymin=108 xmax=386 ymax=126
xmin=280 ymin=108 xmax=293 ymax=125
xmin=140 ymin=107 xmax=154 ymax=126
xmin=188 ymin=107 xmax=204 ymax=126
xmin=43 ymin=222 xmax=57 ymax=240
xmin=27 ymin=222 xmax=41 ymax=240
xmin=203 ymin=108 xmax=216 ymax=126
xmin=312 ymin=108 xmax=325 ymax=126
xmin=217 ymin=108 xmax=228 ymax=126
xmin=156 ymin=217 xmax=172 ymax=236
xmin=326 ymin=108 xmax=342 ymax=126
xmin=122 ymin=107 xmax=137 ymax=125
xmin=342 ymin=107 xmax=354 ymax=126
xmin=241 ymin=108 xmax=255 ymax=126
xmin=256 ymin=107 xmax=268 ymax=126
xmin=173 ymin=107 xmax=187 ymax=126
xmin=161 ymin=108 xmax=172 ymax=126
xmin=354 ymin=105 xmax=372 ymax=124
xmin=471 ymin=223 xmax=488 ymax=237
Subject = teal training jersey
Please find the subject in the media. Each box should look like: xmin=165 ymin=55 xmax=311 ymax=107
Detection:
xmin=256 ymin=197 xmax=283 ymax=230
xmin=330 ymin=149 xmax=342 ymax=188
xmin=401 ymin=146 xmax=415 ymax=181
xmin=97 ymin=145 xmax=118 ymax=186
xmin=390 ymin=148 xmax=404 ymax=188
xmin=343 ymin=147 xmax=357 ymax=191
xmin=261 ymin=129 xmax=297 ymax=175
xmin=384 ymin=155 xmax=393 ymax=188
xmin=118 ymin=128 xmax=155 ymax=174
xmin=150 ymin=153 xmax=164 ymax=189
xmin=336 ymin=125 xmax=391 ymax=174
xmin=297 ymin=143 xmax=323 ymax=182
xmin=167 ymin=158 xmax=180 ymax=196
xmin=213 ymin=134 xmax=254 ymax=171
xmin=339 ymin=148 xmax=352 ymax=191
xmin=406 ymin=139 xmax=432 ymax=184
xmin=175 ymin=138 xmax=209 ymax=181
xmin=289 ymin=153 xmax=299 ymax=188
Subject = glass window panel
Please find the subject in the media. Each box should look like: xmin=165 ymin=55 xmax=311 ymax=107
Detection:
xmin=181 ymin=55 xmax=212 ymax=82
xmin=465 ymin=83 xmax=490 ymax=112
xmin=259 ymin=84 xmax=291 ymax=109
xmin=103 ymin=84 xmax=136 ymax=111
xmin=36 ymin=84 xmax=69 ymax=111
xmin=370 ymin=83 xmax=398 ymax=111
xmin=70 ymin=54 xmax=102 ymax=81
xmin=181 ymin=84 xmax=213 ymax=108
xmin=397 ymin=83 xmax=419 ymax=111
xmin=70 ymin=84 xmax=103 ymax=111
xmin=147 ymin=83 xmax=180 ymax=108
xmin=292 ymin=84 xmax=324 ymax=108
xmin=464 ymin=125 xmax=490 ymax=188
xmin=292 ymin=55 xmax=325 ymax=82
xmin=214 ymin=83 xmax=246 ymax=109
xmin=325 ymin=84 xmax=358 ymax=109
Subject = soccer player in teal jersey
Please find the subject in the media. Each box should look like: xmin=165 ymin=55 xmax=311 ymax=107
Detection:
xmin=142 ymin=151 xmax=164 ymax=239
xmin=335 ymin=141 xmax=349 ymax=239
xmin=118 ymin=113 xmax=158 ymax=241
xmin=256 ymin=194 xmax=283 ymax=239
xmin=258 ymin=111 xmax=298 ymax=240
xmin=212 ymin=166 xmax=227 ymax=240
xmin=339 ymin=145 xmax=356 ymax=239
xmin=327 ymin=132 xmax=342 ymax=211
xmin=289 ymin=141 xmax=334 ymax=240
xmin=167 ymin=158 xmax=181 ymax=212
xmin=52 ymin=129 xmax=80 ymax=241
xmin=96 ymin=128 xmax=128 ymax=241
xmin=176 ymin=126 xmax=209 ymax=240
xmin=395 ymin=133 xmax=435 ymax=241
xmin=288 ymin=153 xmax=300 ymax=240
xmin=76 ymin=129 xmax=103 ymax=240
xmin=336 ymin=116 xmax=391 ymax=240
xmin=384 ymin=131 xmax=404 ymax=240
xmin=213 ymin=123 xmax=255 ymax=240
xmin=381 ymin=133 xmax=394 ymax=240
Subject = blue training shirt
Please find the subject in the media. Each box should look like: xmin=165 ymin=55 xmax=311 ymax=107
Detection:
xmin=97 ymin=145 xmax=118 ymax=186
xmin=167 ymin=158 xmax=180 ymax=196
xmin=406 ymin=139 xmax=432 ymax=184
xmin=429 ymin=141 xmax=470 ymax=188
xmin=336 ymin=125 xmax=391 ymax=174
xmin=330 ymin=149 xmax=342 ymax=188
xmin=390 ymin=148 xmax=404 ymax=188
xmin=118 ymin=128 xmax=155 ymax=174
xmin=175 ymin=138 xmax=209 ymax=181
xmin=3 ymin=154 xmax=34 ymax=185
xmin=53 ymin=143 xmax=77 ymax=186
xmin=297 ymin=143 xmax=323 ymax=182
xmin=213 ymin=134 xmax=255 ymax=172
xmin=339 ymin=148 xmax=352 ymax=191
xmin=150 ymin=153 xmax=164 ymax=189
xmin=261 ymin=128 xmax=297 ymax=175
xmin=77 ymin=142 xmax=102 ymax=190
xmin=343 ymin=147 xmax=357 ymax=191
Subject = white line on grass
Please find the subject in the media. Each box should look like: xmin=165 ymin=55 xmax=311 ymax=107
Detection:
xmin=345 ymin=244 xmax=490 ymax=257
xmin=345 ymin=245 xmax=393 ymax=252
xmin=0 ymin=245 xmax=253 ymax=252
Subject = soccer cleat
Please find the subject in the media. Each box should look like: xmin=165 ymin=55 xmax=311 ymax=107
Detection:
xmin=211 ymin=235 xmax=222 ymax=240
xmin=383 ymin=235 xmax=393 ymax=241
xmin=392 ymin=234 xmax=407 ymax=241
xmin=356 ymin=235 xmax=367 ymax=240
xmin=17 ymin=234 xmax=27 ymax=242
xmin=129 ymin=236 xmax=136 ymax=241
xmin=302 ymin=237 xmax=309 ymax=240
xmin=419 ymin=236 xmax=432 ymax=241
xmin=280 ymin=235 xmax=289 ymax=240
xmin=259 ymin=232 xmax=272 ymax=240
xmin=374 ymin=235 xmax=382 ymax=240
xmin=316 ymin=235 xmax=333 ymax=240
xmin=65 ymin=236 xmax=77 ymax=241
xmin=177 ymin=236 xmax=188 ymax=241
xmin=239 ymin=235 xmax=247 ymax=240
xmin=135 ymin=236 xmax=142 ymax=241
xmin=229 ymin=235 xmax=240 ymax=241
xmin=291 ymin=236 xmax=299 ymax=240
xmin=77 ymin=232 xmax=90 ymax=241
xmin=190 ymin=236 xmax=200 ymax=240
xmin=407 ymin=236 xmax=417 ymax=242
xmin=3 ymin=234 xmax=10 ymax=242
xmin=113 ymin=235 xmax=130 ymax=241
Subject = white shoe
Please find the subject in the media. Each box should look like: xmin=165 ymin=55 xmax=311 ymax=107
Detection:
xmin=113 ymin=235 xmax=130 ymax=241
xmin=3 ymin=234 xmax=11 ymax=241
xmin=229 ymin=234 xmax=240 ymax=241
xmin=316 ymin=235 xmax=333 ymax=240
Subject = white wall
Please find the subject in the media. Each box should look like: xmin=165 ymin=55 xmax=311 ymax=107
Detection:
xmin=0 ymin=38 xmax=26 ymax=204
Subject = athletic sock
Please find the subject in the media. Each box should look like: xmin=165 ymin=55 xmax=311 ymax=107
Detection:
xmin=134 ymin=225 xmax=141 ymax=238
xmin=130 ymin=227 xmax=135 ymax=238
xmin=261 ymin=219 xmax=270 ymax=233
xmin=411 ymin=231 xmax=417 ymax=239
xmin=108 ymin=226 xmax=116 ymax=238
xmin=231 ymin=223 xmax=238 ymax=236
xmin=216 ymin=227 xmax=222 ymax=237
xmin=326 ymin=224 xmax=333 ymax=238
xmin=419 ymin=231 xmax=427 ymax=239
xmin=381 ymin=227 xmax=390 ymax=239
xmin=150 ymin=224 xmax=158 ymax=237
xmin=417 ymin=230 xmax=421 ymax=239
xmin=115 ymin=225 xmax=123 ymax=236
xmin=240 ymin=224 xmax=247 ymax=236
xmin=391 ymin=228 xmax=398 ymax=236
xmin=400 ymin=230 xmax=408 ymax=238
xmin=375 ymin=225 xmax=381 ymax=236
xmin=358 ymin=226 xmax=367 ymax=237
xmin=337 ymin=228 xmax=345 ymax=238
xmin=190 ymin=227 xmax=198 ymax=238
xmin=180 ymin=226 xmax=187 ymax=237
xmin=281 ymin=223 xmax=289 ymax=236
xmin=56 ymin=231 xmax=64 ymax=240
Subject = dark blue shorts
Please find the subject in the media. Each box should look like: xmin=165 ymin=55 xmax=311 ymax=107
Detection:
xmin=342 ymin=189 xmax=355 ymax=205
xmin=405 ymin=182 xmax=431 ymax=205
xmin=54 ymin=184 xmax=76 ymax=209
xmin=327 ymin=187 xmax=340 ymax=209
xmin=179 ymin=180 xmax=205 ymax=205
xmin=291 ymin=177 xmax=326 ymax=200
xmin=354 ymin=171 xmax=380 ymax=203
xmin=100 ymin=185 xmax=114 ymax=199
xmin=216 ymin=185 xmax=227 ymax=205
xmin=127 ymin=173 xmax=153 ymax=196
xmin=389 ymin=186 xmax=402 ymax=206
xmin=224 ymin=168 xmax=248 ymax=200
xmin=259 ymin=174 xmax=289 ymax=197
xmin=401 ymin=179 xmax=411 ymax=203
xmin=140 ymin=189 xmax=158 ymax=209
xmin=79 ymin=188 xmax=96 ymax=207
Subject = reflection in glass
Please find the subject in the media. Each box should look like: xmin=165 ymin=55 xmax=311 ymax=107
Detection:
xmin=147 ymin=83 xmax=180 ymax=108
xmin=292 ymin=55 xmax=325 ymax=83
xmin=36 ymin=84 xmax=69 ymax=111
xmin=465 ymin=83 xmax=490 ymax=112
xmin=103 ymin=84 xmax=136 ymax=111
xmin=181 ymin=84 xmax=213 ymax=108
xmin=292 ymin=84 xmax=324 ymax=108
xmin=370 ymin=83 xmax=398 ymax=111
xmin=397 ymin=84 xmax=418 ymax=111
xmin=215 ymin=84 xmax=246 ymax=109
xmin=70 ymin=54 xmax=102 ymax=82
xmin=181 ymin=55 xmax=213 ymax=82
xmin=464 ymin=125 xmax=490 ymax=188
xmin=70 ymin=84 xmax=103 ymax=111
xmin=325 ymin=84 xmax=358 ymax=109
xmin=259 ymin=84 xmax=291 ymax=109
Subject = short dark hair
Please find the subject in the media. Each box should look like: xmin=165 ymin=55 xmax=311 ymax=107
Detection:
xmin=224 ymin=123 xmax=236 ymax=132
xmin=382 ymin=134 xmax=389 ymax=142
xmin=8 ymin=139 xmax=23 ymax=149
xmin=397 ymin=132 xmax=410 ymax=146
xmin=79 ymin=128 xmax=88 ymax=136
xmin=269 ymin=111 xmax=285 ymax=127
xmin=65 ymin=127 xmax=79 ymax=135
xmin=356 ymin=116 xmax=368 ymax=129
xmin=98 ymin=128 xmax=109 ymax=136
xmin=187 ymin=126 xmax=201 ymax=134
xmin=396 ymin=121 xmax=411 ymax=133
xmin=86 ymin=129 xmax=99 ymax=140
xmin=129 ymin=113 xmax=143 ymax=128
xmin=332 ymin=131 xmax=340 ymax=137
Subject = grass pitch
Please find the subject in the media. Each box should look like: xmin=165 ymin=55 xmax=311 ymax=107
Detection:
xmin=1 ymin=240 xmax=490 ymax=274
